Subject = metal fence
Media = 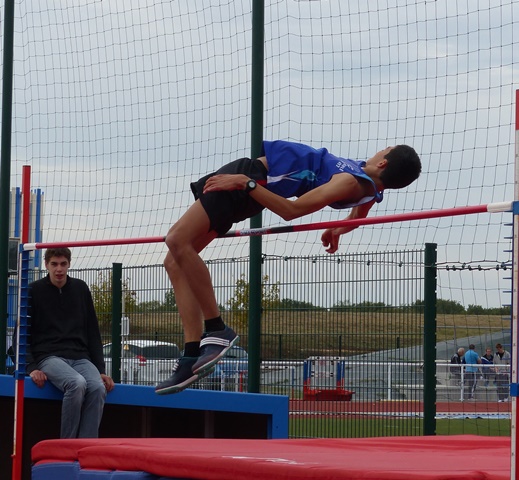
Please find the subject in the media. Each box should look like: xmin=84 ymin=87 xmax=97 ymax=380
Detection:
xmin=5 ymin=248 xmax=512 ymax=438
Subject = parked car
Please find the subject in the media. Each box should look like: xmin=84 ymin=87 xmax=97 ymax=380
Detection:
xmin=201 ymin=345 xmax=249 ymax=391
xmin=103 ymin=340 xmax=180 ymax=386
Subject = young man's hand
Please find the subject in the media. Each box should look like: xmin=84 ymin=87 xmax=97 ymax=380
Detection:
xmin=203 ymin=174 xmax=249 ymax=193
xmin=321 ymin=229 xmax=341 ymax=253
xmin=101 ymin=374 xmax=115 ymax=392
xmin=29 ymin=369 xmax=47 ymax=388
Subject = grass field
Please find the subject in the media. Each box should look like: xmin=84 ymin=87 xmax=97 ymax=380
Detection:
xmin=289 ymin=418 xmax=511 ymax=438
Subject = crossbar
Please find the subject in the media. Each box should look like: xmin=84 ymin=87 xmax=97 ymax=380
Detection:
xmin=22 ymin=201 xmax=513 ymax=250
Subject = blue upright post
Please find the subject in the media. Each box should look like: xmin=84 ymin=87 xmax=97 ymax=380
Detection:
xmin=15 ymin=246 xmax=30 ymax=378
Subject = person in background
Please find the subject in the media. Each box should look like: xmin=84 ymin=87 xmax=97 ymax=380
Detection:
xmin=450 ymin=347 xmax=465 ymax=386
xmin=23 ymin=247 xmax=114 ymax=438
xmin=494 ymin=343 xmax=511 ymax=403
xmin=480 ymin=347 xmax=494 ymax=387
xmin=463 ymin=344 xmax=481 ymax=400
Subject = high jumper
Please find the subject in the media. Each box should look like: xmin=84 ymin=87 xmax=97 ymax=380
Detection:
xmin=156 ymin=139 xmax=421 ymax=394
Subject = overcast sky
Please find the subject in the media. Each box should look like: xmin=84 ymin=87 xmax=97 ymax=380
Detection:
xmin=5 ymin=0 xmax=518 ymax=307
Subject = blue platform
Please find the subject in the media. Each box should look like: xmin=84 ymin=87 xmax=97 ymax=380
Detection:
xmin=0 ymin=374 xmax=289 ymax=480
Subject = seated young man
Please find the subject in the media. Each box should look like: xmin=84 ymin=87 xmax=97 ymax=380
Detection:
xmin=23 ymin=247 xmax=114 ymax=437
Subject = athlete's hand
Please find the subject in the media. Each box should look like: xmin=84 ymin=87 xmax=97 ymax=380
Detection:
xmin=203 ymin=174 xmax=249 ymax=193
xmin=321 ymin=228 xmax=341 ymax=254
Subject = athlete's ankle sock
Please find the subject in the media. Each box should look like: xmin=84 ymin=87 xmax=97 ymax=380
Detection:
xmin=184 ymin=341 xmax=200 ymax=358
xmin=204 ymin=316 xmax=225 ymax=332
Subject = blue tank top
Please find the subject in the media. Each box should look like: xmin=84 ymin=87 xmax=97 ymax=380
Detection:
xmin=261 ymin=140 xmax=383 ymax=209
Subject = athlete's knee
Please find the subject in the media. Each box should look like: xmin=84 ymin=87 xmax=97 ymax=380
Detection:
xmin=165 ymin=229 xmax=192 ymax=262
xmin=164 ymin=227 xmax=180 ymax=252
xmin=164 ymin=250 xmax=181 ymax=276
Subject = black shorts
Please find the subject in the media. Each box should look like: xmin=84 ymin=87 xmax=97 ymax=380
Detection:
xmin=190 ymin=157 xmax=268 ymax=236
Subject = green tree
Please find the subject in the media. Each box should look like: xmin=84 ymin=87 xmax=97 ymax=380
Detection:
xmin=226 ymin=274 xmax=280 ymax=328
xmin=409 ymin=298 xmax=466 ymax=314
xmin=330 ymin=300 xmax=352 ymax=311
xmin=279 ymin=298 xmax=323 ymax=311
xmin=436 ymin=298 xmax=466 ymax=314
xmin=331 ymin=301 xmax=388 ymax=312
xmin=487 ymin=306 xmax=511 ymax=316
xmin=90 ymin=271 xmax=137 ymax=329
xmin=163 ymin=288 xmax=177 ymax=312
xmin=466 ymin=304 xmax=485 ymax=315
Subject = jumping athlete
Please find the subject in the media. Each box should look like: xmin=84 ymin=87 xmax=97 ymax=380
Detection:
xmin=156 ymin=140 xmax=421 ymax=394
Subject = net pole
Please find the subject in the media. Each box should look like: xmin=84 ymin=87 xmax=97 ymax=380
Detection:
xmin=22 ymin=202 xmax=513 ymax=251
xmin=511 ymin=89 xmax=519 ymax=478
xmin=11 ymin=166 xmax=30 ymax=480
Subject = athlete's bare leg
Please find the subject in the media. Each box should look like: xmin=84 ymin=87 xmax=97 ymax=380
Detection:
xmin=163 ymin=200 xmax=219 ymax=342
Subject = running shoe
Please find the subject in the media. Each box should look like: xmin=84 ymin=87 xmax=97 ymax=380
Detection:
xmin=155 ymin=356 xmax=215 ymax=395
xmin=192 ymin=326 xmax=239 ymax=374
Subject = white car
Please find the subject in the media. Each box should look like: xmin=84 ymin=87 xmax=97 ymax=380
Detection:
xmin=103 ymin=340 xmax=180 ymax=386
xmin=199 ymin=345 xmax=249 ymax=391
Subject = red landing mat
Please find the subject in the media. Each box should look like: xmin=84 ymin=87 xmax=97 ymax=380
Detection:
xmin=32 ymin=435 xmax=510 ymax=480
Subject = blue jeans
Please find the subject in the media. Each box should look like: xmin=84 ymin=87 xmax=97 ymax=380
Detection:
xmin=38 ymin=356 xmax=106 ymax=438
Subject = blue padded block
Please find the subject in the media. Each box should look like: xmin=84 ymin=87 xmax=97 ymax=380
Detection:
xmin=77 ymin=471 xmax=112 ymax=479
xmin=110 ymin=473 xmax=159 ymax=479
xmin=79 ymin=472 xmax=158 ymax=479
xmin=156 ymin=477 xmax=193 ymax=480
xmin=32 ymin=462 xmax=80 ymax=480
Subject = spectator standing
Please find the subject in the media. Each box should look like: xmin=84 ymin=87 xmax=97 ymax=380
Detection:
xmin=480 ymin=347 xmax=494 ymax=386
xmin=494 ymin=343 xmax=511 ymax=402
xmin=450 ymin=347 xmax=465 ymax=386
xmin=463 ymin=344 xmax=481 ymax=400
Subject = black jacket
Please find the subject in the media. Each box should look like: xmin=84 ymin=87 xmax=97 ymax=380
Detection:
xmin=24 ymin=274 xmax=106 ymax=374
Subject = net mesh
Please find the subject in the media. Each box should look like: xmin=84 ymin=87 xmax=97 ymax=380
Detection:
xmin=5 ymin=0 xmax=518 ymax=438
xmin=8 ymin=1 xmax=516 ymax=278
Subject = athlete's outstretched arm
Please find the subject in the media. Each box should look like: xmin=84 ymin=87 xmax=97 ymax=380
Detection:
xmin=320 ymin=200 xmax=375 ymax=254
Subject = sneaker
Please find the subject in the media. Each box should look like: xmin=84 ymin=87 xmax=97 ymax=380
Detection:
xmin=155 ymin=356 xmax=215 ymax=395
xmin=192 ymin=326 xmax=239 ymax=374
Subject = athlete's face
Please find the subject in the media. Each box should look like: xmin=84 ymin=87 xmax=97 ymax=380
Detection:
xmin=45 ymin=255 xmax=70 ymax=288
xmin=364 ymin=146 xmax=394 ymax=175
xmin=367 ymin=146 xmax=393 ymax=166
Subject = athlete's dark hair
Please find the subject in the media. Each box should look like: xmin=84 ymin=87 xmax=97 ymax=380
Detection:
xmin=380 ymin=145 xmax=421 ymax=189
xmin=44 ymin=247 xmax=72 ymax=263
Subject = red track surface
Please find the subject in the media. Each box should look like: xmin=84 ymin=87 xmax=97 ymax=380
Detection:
xmin=290 ymin=399 xmax=512 ymax=416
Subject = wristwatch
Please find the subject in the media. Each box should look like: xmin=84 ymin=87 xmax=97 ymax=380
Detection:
xmin=245 ymin=179 xmax=257 ymax=192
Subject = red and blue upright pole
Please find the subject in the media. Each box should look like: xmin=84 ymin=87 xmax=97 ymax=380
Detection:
xmin=11 ymin=166 xmax=31 ymax=480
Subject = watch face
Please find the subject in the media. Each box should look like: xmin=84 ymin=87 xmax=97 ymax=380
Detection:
xmin=247 ymin=180 xmax=257 ymax=190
